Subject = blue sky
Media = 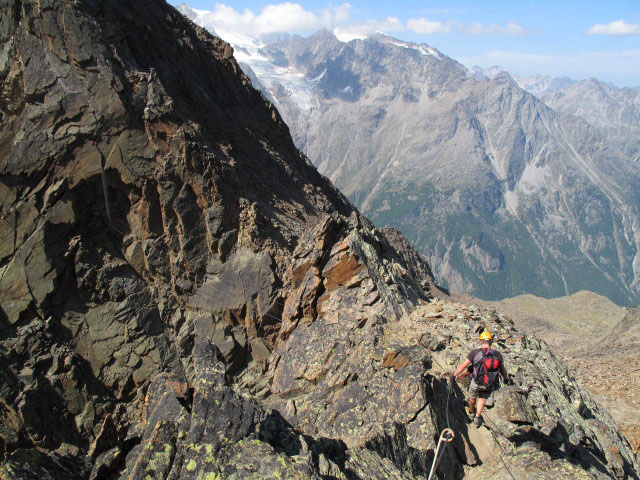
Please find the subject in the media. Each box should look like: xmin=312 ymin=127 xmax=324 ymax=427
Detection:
xmin=169 ymin=0 xmax=640 ymax=86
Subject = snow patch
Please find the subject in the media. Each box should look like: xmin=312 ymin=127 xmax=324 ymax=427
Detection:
xmin=387 ymin=40 xmax=442 ymax=59
xmin=248 ymin=60 xmax=319 ymax=111
xmin=504 ymin=190 xmax=520 ymax=216
xmin=519 ymin=162 xmax=550 ymax=194
xmin=201 ymin=26 xmax=320 ymax=112
xmin=216 ymin=29 xmax=268 ymax=63
xmin=333 ymin=29 xmax=367 ymax=42
xmin=311 ymin=69 xmax=327 ymax=82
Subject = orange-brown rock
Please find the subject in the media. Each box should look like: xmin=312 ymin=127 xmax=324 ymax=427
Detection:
xmin=382 ymin=350 xmax=411 ymax=371
xmin=323 ymin=252 xmax=364 ymax=291
xmin=1 ymin=0 xmax=638 ymax=478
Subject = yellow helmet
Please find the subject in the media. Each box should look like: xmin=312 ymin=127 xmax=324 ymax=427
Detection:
xmin=479 ymin=331 xmax=494 ymax=341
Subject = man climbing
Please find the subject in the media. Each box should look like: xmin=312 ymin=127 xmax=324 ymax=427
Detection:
xmin=451 ymin=331 xmax=509 ymax=427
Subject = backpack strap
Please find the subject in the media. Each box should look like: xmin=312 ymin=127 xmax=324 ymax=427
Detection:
xmin=473 ymin=350 xmax=485 ymax=363
xmin=472 ymin=350 xmax=485 ymax=377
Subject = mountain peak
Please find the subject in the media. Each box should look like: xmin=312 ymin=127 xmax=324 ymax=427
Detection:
xmin=493 ymin=70 xmax=517 ymax=85
xmin=176 ymin=3 xmax=198 ymax=21
xmin=472 ymin=66 xmax=577 ymax=95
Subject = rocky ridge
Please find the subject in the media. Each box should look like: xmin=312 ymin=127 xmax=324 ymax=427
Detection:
xmin=456 ymin=291 xmax=640 ymax=456
xmin=469 ymin=68 xmax=640 ymax=162
xmin=0 ymin=0 xmax=639 ymax=479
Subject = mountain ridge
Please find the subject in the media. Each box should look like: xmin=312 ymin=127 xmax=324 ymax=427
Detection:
xmin=457 ymin=290 xmax=640 ymax=454
xmin=470 ymin=65 xmax=578 ymax=95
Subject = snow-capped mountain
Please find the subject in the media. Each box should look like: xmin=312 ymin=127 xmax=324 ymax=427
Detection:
xmin=176 ymin=5 xmax=319 ymax=112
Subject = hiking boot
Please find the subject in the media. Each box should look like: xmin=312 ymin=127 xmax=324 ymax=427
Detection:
xmin=473 ymin=416 xmax=483 ymax=428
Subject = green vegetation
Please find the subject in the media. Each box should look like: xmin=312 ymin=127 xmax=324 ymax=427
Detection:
xmin=363 ymin=180 xmax=637 ymax=305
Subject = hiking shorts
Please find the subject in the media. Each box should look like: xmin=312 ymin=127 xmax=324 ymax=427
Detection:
xmin=468 ymin=379 xmax=491 ymax=399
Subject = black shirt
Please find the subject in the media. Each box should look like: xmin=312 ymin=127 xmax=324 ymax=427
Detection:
xmin=467 ymin=348 xmax=504 ymax=364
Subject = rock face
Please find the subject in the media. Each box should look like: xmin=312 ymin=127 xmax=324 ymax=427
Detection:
xmin=183 ymin=24 xmax=640 ymax=306
xmin=1 ymin=1 xmax=639 ymax=479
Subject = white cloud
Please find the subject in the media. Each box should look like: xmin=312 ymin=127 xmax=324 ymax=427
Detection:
xmin=587 ymin=20 xmax=640 ymax=36
xmin=199 ymin=2 xmax=353 ymax=35
xmin=189 ymin=3 xmax=528 ymax=39
xmin=254 ymin=4 xmax=327 ymax=32
xmin=334 ymin=16 xmax=405 ymax=41
xmin=407 ymin=17 xmax=452 ymax=35
xmin=407 ymin=18 xmax=530 ymax=36
xmin=465 ymin=21 xmax=529 ymax=36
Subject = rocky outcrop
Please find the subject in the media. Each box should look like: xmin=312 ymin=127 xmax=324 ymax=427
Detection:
xmin=0 ymin=0 xmax=349 ymax=473
xmin=1 ymin=0 xmax=639 ymax=479
xmin=464 ymin=292 xmax=640 ymax=456
xmin=106 ymin=337 xmax=345 ymax=480
xmin=265 ymin=297 xmax=640 ymax=479
xmin=379 ymin=226 xmax=446 ymax=298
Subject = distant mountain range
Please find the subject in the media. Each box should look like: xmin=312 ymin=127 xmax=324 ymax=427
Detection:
xmin=470 ymin=66 xmax=577 ymax=95
xmin=474 ymin=67 xmax=640 ymax=162
xmin=178 ymin=4 xmax=640 ymax=306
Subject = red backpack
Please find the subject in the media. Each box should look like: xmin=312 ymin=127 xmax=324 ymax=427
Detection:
xmin=470 ymin=348 xmax=501 ymax=391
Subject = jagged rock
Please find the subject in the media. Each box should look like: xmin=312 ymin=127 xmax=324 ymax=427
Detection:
xmin=120 ymin=339 xmax=343 ymax=479
xmin=1 ymin=0 xmax=638 ymax=479
xmin=418 ymin=331 xmax=448 ymax=352
xmin=88 ymin=414 xmax=119 ymax=460
xmin=379 ymin=226 xmax=445 ymax=297
xmin=89 ymin=447 xmax=125 ymax=480
xmin=492 ymin=386 xmax=534 ymax=425
xmin=267 ymin=299 xmax=639 ymax=479
xmin=0 ymin=448 xmax=88 ymax=480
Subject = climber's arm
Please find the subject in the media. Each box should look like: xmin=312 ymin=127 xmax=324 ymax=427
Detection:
xmin=452 ymin=359 xmax=471 ymax=379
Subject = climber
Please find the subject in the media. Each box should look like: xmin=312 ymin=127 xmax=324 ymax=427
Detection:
xmin=450 ymin=331 xmax=510 ymax=427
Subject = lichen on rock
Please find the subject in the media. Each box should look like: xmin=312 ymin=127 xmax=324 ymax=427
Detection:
xmin=0 ymin=0 xmax=638 ymax=479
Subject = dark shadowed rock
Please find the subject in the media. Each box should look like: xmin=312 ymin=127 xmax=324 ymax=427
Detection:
xmin=0 ymin=0 xmax=638 ymax=479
